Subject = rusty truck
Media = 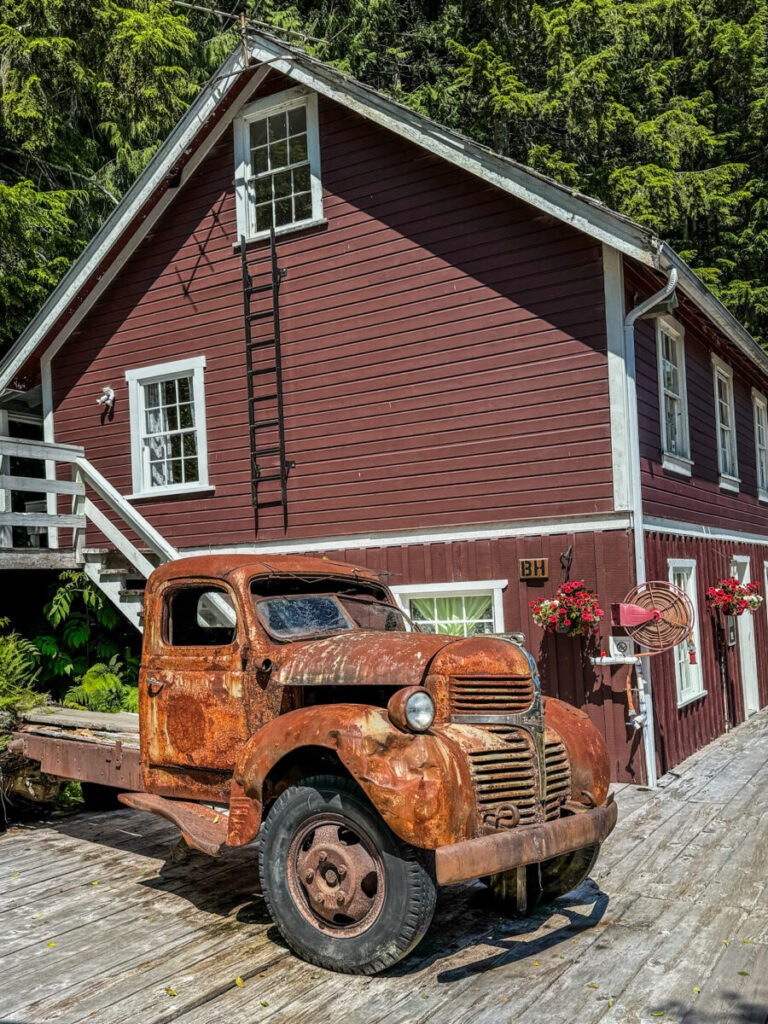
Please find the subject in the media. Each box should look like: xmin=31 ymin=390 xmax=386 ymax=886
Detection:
xmin=11 ymin=554 xmax=617 ymax=974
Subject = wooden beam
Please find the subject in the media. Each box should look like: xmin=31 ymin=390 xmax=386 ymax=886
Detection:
xmin=0 ymin=511 xmax=85 ymax=529
xmin=0 ymin=474 xmax=84 ymax=496
xmin=0 ymin=548 xmax=79 ymax=569
xmin=0 ymin=436 xmax=84 ymax=463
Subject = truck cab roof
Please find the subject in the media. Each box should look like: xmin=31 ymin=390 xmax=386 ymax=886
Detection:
xmin=147 ymin=553 xmax=386 ymax=588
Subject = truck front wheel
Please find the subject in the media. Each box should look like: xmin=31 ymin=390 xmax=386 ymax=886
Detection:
xmin=258 ymin=775 xmax=436 ymax=974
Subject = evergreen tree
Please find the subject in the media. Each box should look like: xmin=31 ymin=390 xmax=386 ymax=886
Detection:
xmin=1 ymin=0 xmax=767 ymax=348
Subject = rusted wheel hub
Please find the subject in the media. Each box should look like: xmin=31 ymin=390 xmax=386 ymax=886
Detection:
xmin=286 ymin=814 xmax=385 ymax=937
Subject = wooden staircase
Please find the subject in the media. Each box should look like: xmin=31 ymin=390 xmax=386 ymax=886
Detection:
xmin=0 ymin=435 xmax=178 ymax=630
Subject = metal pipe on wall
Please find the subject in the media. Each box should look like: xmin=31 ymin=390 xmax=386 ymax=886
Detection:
xmin=623 ymin=266 xmax=678 ymax=789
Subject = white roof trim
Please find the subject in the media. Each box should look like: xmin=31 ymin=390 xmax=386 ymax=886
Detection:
xmin=1 ymin=28 xmax=766 ymax=393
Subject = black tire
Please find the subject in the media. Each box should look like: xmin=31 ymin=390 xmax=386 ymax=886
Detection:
xmin=258 ymin=774 xmax=436 ymax=975
xmin=80 ymin=782 xmax=122 ymax=811
xmin=486 ymin=844 xmax=600 ymax=914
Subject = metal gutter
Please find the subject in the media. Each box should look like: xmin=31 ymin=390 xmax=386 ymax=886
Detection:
xmin=623 ymin=266 xmax=679 ymax=789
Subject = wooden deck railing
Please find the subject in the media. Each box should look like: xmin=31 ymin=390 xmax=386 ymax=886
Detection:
xmin=0 ymin=436 xmax=177 ymax=574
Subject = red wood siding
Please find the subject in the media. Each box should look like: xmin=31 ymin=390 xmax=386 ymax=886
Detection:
xmin=627 ymin=259 xmax=768 ymax=534
xmin=51 ymin=72 xmax=613 ymax=550
xmin=289 ymin=527 xmax=641 ymax=783
xmin=645 ymin=530 xmax=768 ymax=774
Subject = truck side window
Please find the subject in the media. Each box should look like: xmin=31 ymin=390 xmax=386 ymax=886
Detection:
xmin=165 ymin=586 xmax=238 ymax=646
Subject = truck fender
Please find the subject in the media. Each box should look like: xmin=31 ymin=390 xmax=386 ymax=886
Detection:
xmin=228 ymin=704 xmax=476 ymax=850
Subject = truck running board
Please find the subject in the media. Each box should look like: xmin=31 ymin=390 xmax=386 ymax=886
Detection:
xmin=118 ymin=792 xmax=228 ymax=857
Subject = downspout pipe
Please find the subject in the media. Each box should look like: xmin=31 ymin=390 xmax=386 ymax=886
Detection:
xmin=623 ymin=266 xmax=678 ymax=789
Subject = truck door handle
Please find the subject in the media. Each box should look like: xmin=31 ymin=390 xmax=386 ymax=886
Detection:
xmin=146 ymin=677 xmax=164 ymax=696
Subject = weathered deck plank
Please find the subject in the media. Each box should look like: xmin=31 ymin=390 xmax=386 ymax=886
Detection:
xmin=1 ymin=709 xmax=766 ymax=1024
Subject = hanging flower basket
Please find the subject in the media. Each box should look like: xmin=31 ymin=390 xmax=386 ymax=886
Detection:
xmin=530 ymin=581 xmax=605 ymax=638
xmin=705 ymin=578 xmax=763 ymax=617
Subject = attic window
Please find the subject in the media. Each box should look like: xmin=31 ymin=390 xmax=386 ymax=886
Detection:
xmin=234 ymin=87 xmax=323 ymax=242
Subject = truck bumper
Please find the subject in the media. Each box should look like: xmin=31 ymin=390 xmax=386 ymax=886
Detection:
xmin=434 ymin=797 xmax=618 ymax=886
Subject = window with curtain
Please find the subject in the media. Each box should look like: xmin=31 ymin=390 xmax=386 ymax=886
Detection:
xmin=405 ymin=593 xmax=495 ymax=636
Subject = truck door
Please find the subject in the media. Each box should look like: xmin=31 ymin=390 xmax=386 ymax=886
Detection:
xmin=140 ymin=580 xmax=250 ymax=796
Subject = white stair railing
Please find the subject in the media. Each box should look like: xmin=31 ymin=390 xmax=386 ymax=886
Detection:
xmin=0 ymin=436 xmax=178 ymax=577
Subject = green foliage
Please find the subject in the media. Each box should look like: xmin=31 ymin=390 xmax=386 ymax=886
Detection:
xmin=63 ymin=655 xmax=138 ymax=713
xmin=0 ymin=614 xmax=45 ymax=714
xmin=2 ymin=0 xmax=768 ymax=344
xmin=33 ymin=571 xmax=139 ymax=698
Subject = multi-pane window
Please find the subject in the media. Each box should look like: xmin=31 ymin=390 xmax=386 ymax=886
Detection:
xmin=712 ymin=355 xmax=738 ymax=487
xmin=234 ymin=89 xmax=322 ymax=241
xmin=752 ymin=390 xmax=768 ymax=499
xmin=248 ymin=105 xmax=312 ymax=234
xmin=668 ymin=560 xmax=704 ymax=706
xmin=143 ymin=375 xmax=198 ymax=488
xmin=126 ymin=357 xmax=210 ymax=498
xmin=656 ymin=319 xmax=690 ymax=473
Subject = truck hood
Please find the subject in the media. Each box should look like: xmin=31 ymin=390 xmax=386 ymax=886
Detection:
xmin=273 ymin=631 xmax=457 ymax=689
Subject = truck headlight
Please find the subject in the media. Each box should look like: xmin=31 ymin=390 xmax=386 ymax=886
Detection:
xmin=387 ymin=687 xmax=435 ymax=733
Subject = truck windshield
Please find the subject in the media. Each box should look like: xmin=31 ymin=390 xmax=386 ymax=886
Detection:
xmin=255 ymin=594 xmax=413 ymax=640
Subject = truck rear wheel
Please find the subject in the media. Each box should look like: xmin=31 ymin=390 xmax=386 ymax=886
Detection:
xmin=258 ymin=774 xmax=436 ymax=974
xmin=486 ymin=844 xmax=600 ymax=913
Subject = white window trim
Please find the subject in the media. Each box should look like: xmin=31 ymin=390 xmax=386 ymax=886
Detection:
xmin=656 ymin=316 xmax=692 ymax=476
xmin=667 ymin=558 xmax=706 ymax=708
xmin=390 ymin=579 xmax=508 ymax=633
xmin=752 ymin=387 xmax=768 ymax=503
xmin=125 ymin=356 xmax=212 ymax=500
xmin=711 ymin=353 xmax=740 ymax=491
xmin=233 ymin=86 xmax=323 ymax=245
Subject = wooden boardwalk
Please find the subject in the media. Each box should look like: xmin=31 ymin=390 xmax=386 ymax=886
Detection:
xmin=2 ymin=710 xmax=767 ymax=1024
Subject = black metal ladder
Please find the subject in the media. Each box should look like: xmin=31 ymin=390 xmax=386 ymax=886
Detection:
xmin=240 ymin=229 xmax=294 ymax=530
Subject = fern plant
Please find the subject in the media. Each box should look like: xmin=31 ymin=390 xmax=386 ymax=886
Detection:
xmin=0 ymin=616 xmax=45 ymax=715
xmin=63 ymin=656 xmax=138 ymax=714
xmin=33 ymin=571 xmax=140 ymax=698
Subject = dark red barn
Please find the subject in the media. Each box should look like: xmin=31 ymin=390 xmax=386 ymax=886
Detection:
xmin=1 ymin=32 xmax=766 ymax=785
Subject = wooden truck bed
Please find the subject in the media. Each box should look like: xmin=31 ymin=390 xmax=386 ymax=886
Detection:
xmin=12 ymin=706 xmax=144 ymax=791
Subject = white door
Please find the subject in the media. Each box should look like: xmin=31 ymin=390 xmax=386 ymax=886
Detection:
xmin=732 ymin=556 xmax=759 ymax=717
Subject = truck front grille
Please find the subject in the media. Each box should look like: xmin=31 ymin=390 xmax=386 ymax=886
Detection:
xmin=543 ymin=737 xmax=571 ymax=820
xmin=467 ymin=728 xmax=570 ymax=829
xmin=468 ymin=730 xmax=538 ymax=825
xmin=450 ymin=675 xmax=534 ymax=715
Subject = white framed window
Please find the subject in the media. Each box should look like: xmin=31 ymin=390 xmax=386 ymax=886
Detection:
xmin=711 ymin=354 xmax=739 ymax=492
xmin=390 ymin=580 xmax=507 ymax=636
xmin=126 ymin=356 xmax=212 ymax=500
xmin=752 ymin=388 xmax=768 ymax=502
xmin=234 ymin=87 xmax=323 ymax=243
xmin=656 ymin=317 xmax=692 ymax=475
xmin=668 ymin=559 xmax=705 ymax=707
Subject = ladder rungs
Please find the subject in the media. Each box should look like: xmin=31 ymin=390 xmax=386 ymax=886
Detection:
xmin=256 ymin=499 xmax=285 ymax=509
xmin=256 ymin=472 xmax=284 ymax=483
xmin=251 ymin=393 xmax=278 ymax=403
xmin=247 ymin=283 xmax=273 ymax=295
xmin=253 ymin=446 xmax=281 ymax=457
xmin=248 ymin=339 xmax=275 ymax=350
xmin=249 ymin=365 xmax=277 ymax=376
xmin=247 ymin=309 xmax=274 ymax=322
xmin=253 ymin=418 xmax=280 ymax=429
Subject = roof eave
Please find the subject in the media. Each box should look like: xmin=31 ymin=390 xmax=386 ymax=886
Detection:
xmin=659 ymin=243 xmax=768 ymax=378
